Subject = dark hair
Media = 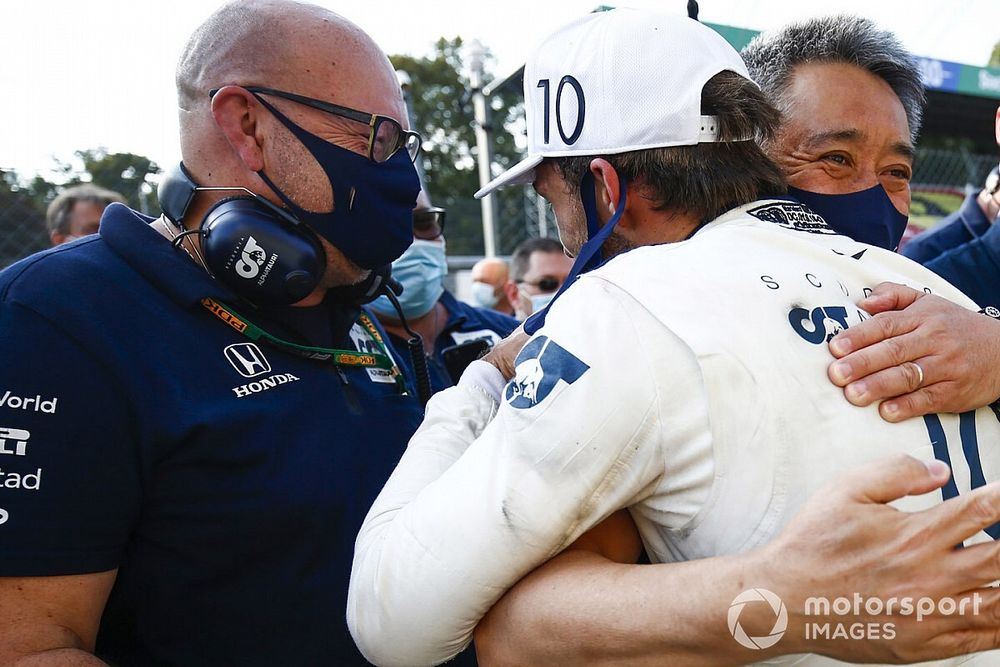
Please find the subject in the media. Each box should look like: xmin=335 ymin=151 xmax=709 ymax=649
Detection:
xmin=46 ymin=184 xmax=126 ymax=235
xmin=553 ymin=71 xmax=786 ymax=225
xmin=741 ymin=15 xmax=924 ymax=142
xmin=509 ymin=237 xmax=565 ymax=282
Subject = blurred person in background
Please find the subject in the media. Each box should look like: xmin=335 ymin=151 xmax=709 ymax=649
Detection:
xmin=504 ymin=236 xmax=573 ymax=320
xmin=370 ymin=190 xmax=518 ymax=397
xmin=469 ymin=256 xmax=514 ymax=315
xmin=46 ymin=184 xmax=125 ymax=246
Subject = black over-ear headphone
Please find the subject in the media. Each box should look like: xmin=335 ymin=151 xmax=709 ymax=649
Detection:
xmin=158 ymin=163 xmax=325 ymax=305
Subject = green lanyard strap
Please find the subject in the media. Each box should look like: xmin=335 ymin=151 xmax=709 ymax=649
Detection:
xmin=201 ymin=297 xmax=401 ymax=376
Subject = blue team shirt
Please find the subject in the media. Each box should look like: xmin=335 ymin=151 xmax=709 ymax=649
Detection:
xmin=386 ymin=290 xmax=518 ymax=395
xmin=0 ymin=204 xmax=423 ymax=665
xmin=903 ymin=192 xmax=1000 ymax=307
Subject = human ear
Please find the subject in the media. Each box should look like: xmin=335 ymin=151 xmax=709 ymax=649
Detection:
xmin=588 ymin=158 xmax=622 ymax=221
xmin=211 ymin=86 xmax=266 ymax=172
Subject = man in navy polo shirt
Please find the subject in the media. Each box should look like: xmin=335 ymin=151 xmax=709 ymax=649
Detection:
xmin=0 ymin=1 xmax=424 ymax=664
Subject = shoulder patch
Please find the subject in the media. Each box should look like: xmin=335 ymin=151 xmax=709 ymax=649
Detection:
xmin=505 ymin=336 xmax=589 ymax=409
xmin=747 ymin=202 xmax=835 ymax=235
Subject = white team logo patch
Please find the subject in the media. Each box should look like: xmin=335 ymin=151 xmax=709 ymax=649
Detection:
xmin=505 ymin=336 xmax=588 ymax=409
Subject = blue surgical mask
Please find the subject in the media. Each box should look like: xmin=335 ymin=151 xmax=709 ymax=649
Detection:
xmin=369 ymin=240 xmax=447 ymax=320
xmin=516 ymin=286 xmax=556 ymax=320
xmin=787 ymin=184 xmax=909 ymax=251
xmin=529 ymin=292 xmax=556 ymax=314
xmin=470 ymin=281 xmax=499 ymax=308
xmin=251 ymin=93 xmax=421 ymax=269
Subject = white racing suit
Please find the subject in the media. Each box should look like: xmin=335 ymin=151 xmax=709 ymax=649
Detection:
xmin=349 ymin=200 xmax=1000 ymax=666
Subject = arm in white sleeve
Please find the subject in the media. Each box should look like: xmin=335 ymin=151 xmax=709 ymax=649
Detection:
xmin=348 ymin=278 xmax=668 ymax=667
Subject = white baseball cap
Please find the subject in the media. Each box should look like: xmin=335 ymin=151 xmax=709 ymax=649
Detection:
xmin=475 ymin=9 xmax=753 ymax=199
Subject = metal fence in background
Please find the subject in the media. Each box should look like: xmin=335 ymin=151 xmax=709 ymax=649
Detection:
xmin=0 ymin=194 xmax=49 ymax=270
xmin=490 ymin=185 xmax=559 ymax=255
xmin=1 ymin=146 xmax=996 ymax=270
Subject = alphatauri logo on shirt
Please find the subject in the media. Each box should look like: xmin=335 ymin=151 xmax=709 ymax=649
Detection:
xmin=505 ymin=336 xmax=588 ymax=409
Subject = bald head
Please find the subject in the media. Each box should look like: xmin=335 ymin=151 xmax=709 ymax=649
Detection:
xmin=177 ymin=0 xmax=396 ymax=108
xmin=176 ymin=0 xmax=402 ymax=168
xmin=471 ymin=257 xmax=508 ymax=287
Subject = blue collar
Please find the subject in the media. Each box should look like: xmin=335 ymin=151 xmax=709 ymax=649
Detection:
xmin=100 ymin=203 xmax=236 ymax=309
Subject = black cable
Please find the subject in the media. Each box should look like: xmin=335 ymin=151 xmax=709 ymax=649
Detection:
xmin=170 ymin=228 xmax=205 ymax=247
xmin=379 ymin=288 xmax=433 ymax=407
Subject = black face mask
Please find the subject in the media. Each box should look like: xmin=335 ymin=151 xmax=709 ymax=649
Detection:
xmin=251 ymin=93 xmax=421 ymax=270
xmin=788 ymin=184 xmax=909 ymax=251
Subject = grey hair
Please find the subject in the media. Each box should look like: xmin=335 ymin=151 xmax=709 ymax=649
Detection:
xmin=741 ymin=15 xmax=924 ymax=142
xmin=46 ymin=184 xmax=126 ymax=235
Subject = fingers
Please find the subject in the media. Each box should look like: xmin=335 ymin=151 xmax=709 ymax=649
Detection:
xmin=829 ymin=311 xmax=920 ymax=360
xmin=483 ymin=329 xmax=532 ymax=380
xmin=925 ymin=627 xmax=1000 ymax=661
xmin=834 ymin=356 xmax=930 ymax=407
xmin=835 ymin=454 xmax=950 ymax=504
xmin=855 ymin=282 xmax=925 ymax=315
xmin=898 ymin=589 xmax=1000 ymax=661
xmin=930 ymin=482 xmax=1000 ymax=548
xmin=878 ymin=386 xmax=943 ymax=423
xmin=941 ymin=543 xmax=1000 ymax=595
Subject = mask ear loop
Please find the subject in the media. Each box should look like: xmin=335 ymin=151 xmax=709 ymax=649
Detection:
xmin=523 ymin=171 xmax=628 ymax=335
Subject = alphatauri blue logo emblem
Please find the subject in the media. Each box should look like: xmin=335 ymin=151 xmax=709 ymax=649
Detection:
xmin=505 ymin=336 xmax=589 ymax=409
xmin=788 ymin=306 xmax=850 ymax=345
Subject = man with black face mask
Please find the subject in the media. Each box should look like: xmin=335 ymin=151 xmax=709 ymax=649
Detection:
xmin=742 ymin=17 xmax=1000 ymax=424
xmin=741 ymin=15 xmax=922 ymax=254
xmin=0 ymin=1 xmax=425 ymax=665
xmin=370 ymin=190 xmax=518 ymax=397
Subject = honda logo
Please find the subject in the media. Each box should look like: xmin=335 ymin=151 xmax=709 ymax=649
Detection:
xmin=224 ymin=343 xmax=271 ymax=378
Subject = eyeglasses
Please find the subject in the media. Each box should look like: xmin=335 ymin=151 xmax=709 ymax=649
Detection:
xmin=210 ymin=86 xmax=422 ymax=163
xmin=518 ymin=276 xmax=561 ymax=292
xmin=413 ymin=207 xmax=446 ymax=240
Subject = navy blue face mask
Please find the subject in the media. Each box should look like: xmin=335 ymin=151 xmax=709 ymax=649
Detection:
xmin=523 ymin=171 xmax=628 ymax=335
xmin=251 ymin=93 xmax=421 ymax=270
xmin=787 ymin=184 xmax=909 ymax=251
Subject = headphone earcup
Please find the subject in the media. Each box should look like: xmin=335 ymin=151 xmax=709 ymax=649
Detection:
xmin=158 ymin=163 xmax=199 ymax=225
xmin=201 ymin=198 xmax=326 ymax=306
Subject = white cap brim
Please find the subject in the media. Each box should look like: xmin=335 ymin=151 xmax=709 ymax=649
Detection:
xmin=474 ymin=154 xmax=543 ymax=199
